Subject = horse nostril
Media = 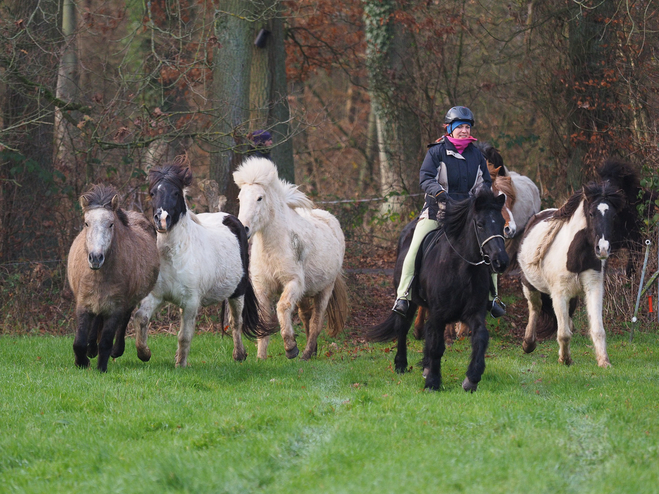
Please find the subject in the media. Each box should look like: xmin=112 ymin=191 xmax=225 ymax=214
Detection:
xmin=244 ymin=226 xmax=250 ymax=237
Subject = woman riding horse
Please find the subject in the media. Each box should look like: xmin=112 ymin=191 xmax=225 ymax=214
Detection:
xmin=392 ymin=106 xmax=505 ymax=318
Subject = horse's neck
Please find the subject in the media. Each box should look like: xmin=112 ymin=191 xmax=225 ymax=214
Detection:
xmin=157 ymin=212 xmax=193 ymax=257
xmin=256 ymin=203 xmax=292 ymax=247
xmin=447 ymin=218 xmax=481 ymax=259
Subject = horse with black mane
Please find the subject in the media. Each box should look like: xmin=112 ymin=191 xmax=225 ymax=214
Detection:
xmin=518 ymin=177 xmax=626 ymax=367
xmin=366 ymin=187 xmax=508 ymax=391
xmin=67 ymin=184 xmax=160 ymax=372
xmin=133 ymin=163 xmax=268 ymax=367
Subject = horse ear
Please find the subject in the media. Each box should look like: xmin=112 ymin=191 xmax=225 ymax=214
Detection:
xmin=183 ymin=168 xmax=193 ymax=187
xmin=495 ymin=193 xmax=506 ymax=209
xmin=79 ymin=195 xmax=89 ymax=210
xmin=111 ymin=194 xmax=120 ymax=211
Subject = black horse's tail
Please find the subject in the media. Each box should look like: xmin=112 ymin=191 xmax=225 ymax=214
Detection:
xmin=365 ymin=309 xmax=415 ymax=342
xmin=536 ymin=294 xmax=579 ymax=338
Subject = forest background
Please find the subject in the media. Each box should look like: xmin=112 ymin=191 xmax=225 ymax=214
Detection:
xmin=1 ymin=0 xmax=659 ymax=334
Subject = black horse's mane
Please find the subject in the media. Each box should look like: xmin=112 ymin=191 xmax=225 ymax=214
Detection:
xmin=444 ymin=187 xmax=499 ymax=238
xmin=149 ymin=163 xmax=193 ymax=192
xmin=475 ymin=141 xmax=506 ymax=175
xmin=554 ymin=181 xmax=625 ymax=221
xmin=81 ymin=184 xmax=129 ymax=227
xmin=597 ymin=159 xmax=641 ymax=203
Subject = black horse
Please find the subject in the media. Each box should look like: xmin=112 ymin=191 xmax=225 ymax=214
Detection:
xmin=366 ymin=187 xmax=509 ymax=392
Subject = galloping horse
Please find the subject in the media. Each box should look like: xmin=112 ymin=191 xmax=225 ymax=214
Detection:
xmin=234 ymin=157 xmax=348 ymax=361
xmin=366 ymin=187 xmax=509 ymax=391
xmin=133 ymin=164 xmax=265 ymax=367
xmin=67 ymin=185 xmax=159 ymax=372
xmin=518 ymin=180 xmax=625 ymax=367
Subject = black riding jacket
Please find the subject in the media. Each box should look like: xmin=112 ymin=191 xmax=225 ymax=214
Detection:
xmin=419 ymin=137 xmax=491 ymax=221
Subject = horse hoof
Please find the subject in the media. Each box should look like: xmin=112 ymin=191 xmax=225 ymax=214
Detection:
xmin=598 ymin=358 xmax=612 ymax=368
xmin=87 ymin=346 xmax=98 ymax=359
xmin=233 ymin=350 xmax=247 ymax=362
xmin=286 ymin=347 xmax=299 ymax=359
xmin=462 ymin=377 xmax=478 ymax=392
xmin=522 ymin=340 xmax=536 ymax=354
xmin=422 ymin=367 xmax=430 ymax=379
xmin=75 ymin=358 xmax=90 ymax=368
xmin=137 ymin=347 xmax=151 ymax=362
xmin=559 ymin=357 xmax=572 ymax=366
xmin=111 ymin=346 xmax=125 ymax=359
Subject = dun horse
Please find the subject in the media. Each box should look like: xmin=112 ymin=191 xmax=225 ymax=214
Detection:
xmin=234 ymin=157 xmax=348 ymax=361
xmin=67 ymin=185 xmax=159 ymax=372
xmin=133 ymin=164 xmax=265 ymax=367
xmin=367 ymin=187 xmax=508 ymax=391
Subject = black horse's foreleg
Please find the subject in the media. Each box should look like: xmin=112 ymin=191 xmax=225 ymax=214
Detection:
xmin=423 ymin=319 xmax=446 ymax=391
xmin=73 ymin=311 xmax=96 ymax=368
xmin=464 ymin=317 xmax=489 ymax=392
xmin=394 ymin=304 xmax=416 ymax=373
xmin=97 ymin=313 xmax=123 ymax=372
xmin=110 ymin=309 xmax=133 ymax=359
xmin=86 ymin=315 xmax=103 ymax=359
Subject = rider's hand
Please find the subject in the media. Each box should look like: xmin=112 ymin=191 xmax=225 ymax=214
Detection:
xmin=435 ymin=190 xmax=447 ymax=203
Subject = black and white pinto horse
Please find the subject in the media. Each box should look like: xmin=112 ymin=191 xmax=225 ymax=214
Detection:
xmin=518 ymin=180 xmax=625 ymax=367
xmin=134 ymin=164 xmax=266 ymax=367
xmin=366 ymin=187 xmax=509 ymax=391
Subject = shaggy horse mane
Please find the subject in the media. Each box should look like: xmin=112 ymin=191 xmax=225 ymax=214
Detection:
xmin=597 ymin=159 xmax=640 ymax=203
xmin=234 ymin=157 xmax=313 ymax=210
xmin=81 ymin=184 xmax=129 ymax=227
xmin=149 ymin=163 xmax=192 ymax=192
xmin=444 ymin=187 xmax=499 ymax=238
xmin=554 ymin=181 xmax=625 ymax=222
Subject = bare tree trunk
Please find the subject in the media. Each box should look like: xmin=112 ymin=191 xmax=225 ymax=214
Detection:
xmin=364 ymin=0 xmax=422 ymax=214
xmin=211 ymin=1 xmax=254 ymax=209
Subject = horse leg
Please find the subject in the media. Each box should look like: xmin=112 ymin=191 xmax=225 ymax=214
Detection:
xmin=394 ymin=305 xmax=416 ymax=374
xmin=110 ymin=309 xmax=133 ymax=359
xmin=582 ymin=271 xmax=611 ymax=368
xmin=228 ymin=296 xmax=247 ymax=362
xmin=97 ymin=312 xmax=123 ymax=372
xmin=73 ymin=310 xmax=95 ymax=368
xmin=423 ymin=313 xmax=446 ymax=390
xmin=175 ymin=303 xmax=199 ymax=367
xmin=553 ymin=295 xmax=573 ymax=366
xmin=297 ymin=297 xmax=313 ymax=339
xmin=256 ymin=288 xmax=275 ymax=360
xmin=277 ymin=280 xmax=305 ymax=359
xmin=301 ymin=288 xmax=332 ymax=361
xmin=463 ymin=315 xmax=489 ymax=392
xmin=133 ymin=293 xmax=162 ymax=362
xmin=86 ymin=315 xmax=102 ymax=359
xmin=413 ymin=307 xmax=426 ymax=340
xmin=522 ymin=284 xmax=541 ymax=354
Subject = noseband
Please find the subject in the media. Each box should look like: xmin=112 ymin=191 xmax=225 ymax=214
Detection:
xmin=446 ymin=219 xmax=505 ymax=266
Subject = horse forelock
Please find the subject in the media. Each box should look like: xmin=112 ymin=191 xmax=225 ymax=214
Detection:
xmin=584 ymin=181 xmax=625 ymax=211
xmin=234 ymin=157 xmax=279 ymax=188
xmin=81 ymin=184 xmax=117 ymax=211
xmin=149 ymin=163 xmax=191 ymax=193
xmin=493 ymin=176 xmax=516 ymax=205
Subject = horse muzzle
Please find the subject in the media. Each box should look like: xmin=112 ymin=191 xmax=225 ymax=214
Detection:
xmin=489 ymin=251 xmax=510 ymax=274
xmin=88 ymin=252 xmax=105 ymax=270
xmin=503 ymin=225 xmax=516 ymax=239
xmin=595 ymin=238 xmax=611 ymax=260
xmin=154 ymin=209 xmax=171 ymax=233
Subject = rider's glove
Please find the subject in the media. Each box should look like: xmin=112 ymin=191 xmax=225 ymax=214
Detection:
xmin=435 ymin=190 xmax=447 ymax=203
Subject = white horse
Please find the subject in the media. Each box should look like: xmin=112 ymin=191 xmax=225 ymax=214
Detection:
xmin=134 ymin=163 xmax=264 ymax=367
xmin=233 ymin=157 xmax=348 ymax=360
xmin=518 ymin=181 xmax=625 ymax=368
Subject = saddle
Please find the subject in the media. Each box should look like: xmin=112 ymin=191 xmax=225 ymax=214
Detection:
xmin=411 ymin=227 xmax=445 ymax=303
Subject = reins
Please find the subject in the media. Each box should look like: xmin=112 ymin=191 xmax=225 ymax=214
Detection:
xmin=444 ymin=219 xmax=504 ymax=266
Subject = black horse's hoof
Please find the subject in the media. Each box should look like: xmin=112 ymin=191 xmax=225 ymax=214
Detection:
xmin=87 ymin=345 xmax=98 ymax=359
xmin=462 ymin=377 xmax=478 ymax=393
xmin=286 ymin=346 xmax=299 ymax=359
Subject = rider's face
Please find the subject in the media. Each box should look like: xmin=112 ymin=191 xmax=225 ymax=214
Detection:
xmin=451 ymin=123 xmax=471 ymax=139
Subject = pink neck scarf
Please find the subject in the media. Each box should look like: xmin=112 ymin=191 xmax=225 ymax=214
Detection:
xmin=446 ymin=135 xmax=477 ymax=154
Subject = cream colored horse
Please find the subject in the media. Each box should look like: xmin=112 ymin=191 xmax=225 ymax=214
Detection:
xmin=234 ymin=157 xmax=348 ymax=360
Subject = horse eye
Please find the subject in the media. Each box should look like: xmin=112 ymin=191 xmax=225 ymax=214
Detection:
xmin=109 ymin=223 xmax=114 ymax=228
xmin=84 ymin=222 xmax=89 ymax=228
xmin=257 ymin=196 xmax=263 ymax=202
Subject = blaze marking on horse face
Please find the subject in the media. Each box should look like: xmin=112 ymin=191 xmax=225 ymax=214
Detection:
xmin=597 ymin=236 xmax=610 ymax=258
xmin=597 ymin=203 xmax=609 ymax=216
xmin=158 ymin=208 xmax=169 ymax=231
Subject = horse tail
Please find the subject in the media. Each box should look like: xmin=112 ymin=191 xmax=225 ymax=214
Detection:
xmin=240 ymin=278 xmax=272 ymax=339
xmin=326 ymin=273 xmax=348 ymax=337
xmin=536 ymin=294 xmax=579 ymax=338
xmin=365 ymin=309 xmax=415 ymax=342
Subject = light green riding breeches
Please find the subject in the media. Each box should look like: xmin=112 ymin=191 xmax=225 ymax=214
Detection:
xmin=395 ymin=218 xmax=500 ymax=302
xmin=396 ymin=218 xmax=439 ymax=300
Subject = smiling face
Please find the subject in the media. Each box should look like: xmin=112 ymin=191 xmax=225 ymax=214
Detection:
xmin=237 ymin=184 xmax=268 ymax=238
xmin=84 ymin=207 xmax=115 ymax=269
xmin=450 ymin=123 xmax=472 ymax=139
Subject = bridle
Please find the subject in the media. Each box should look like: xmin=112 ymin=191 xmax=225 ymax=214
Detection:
xmin=445 ymin=219 xmax=505 ymax=266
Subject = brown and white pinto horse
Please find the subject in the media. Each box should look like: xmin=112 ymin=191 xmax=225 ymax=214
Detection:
xmin=518 ymin=180 xmax=625 ymax=367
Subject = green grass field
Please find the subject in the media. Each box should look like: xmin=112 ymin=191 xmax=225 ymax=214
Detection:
xmin=1 ymin=329 xmax=658 ymax=493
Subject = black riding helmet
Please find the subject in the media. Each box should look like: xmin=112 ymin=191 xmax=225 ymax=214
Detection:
xmin=444 ymin=106 xmax=475 ymax=127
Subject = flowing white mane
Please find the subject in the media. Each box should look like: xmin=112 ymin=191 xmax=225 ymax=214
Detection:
xmin=234 ymin=157 xmax=313 ymax=210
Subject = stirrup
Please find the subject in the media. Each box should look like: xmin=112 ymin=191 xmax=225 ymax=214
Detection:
xmin=488 ymin=297 xmax=506 ymax=318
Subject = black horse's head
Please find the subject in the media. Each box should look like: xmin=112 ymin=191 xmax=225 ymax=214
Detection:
xmin=148 ymin=164 xmax=192 ymax=233
xmin=583 ymin=181 xmax=625 ymax=260
xmin=444 ymin=187 xmax=509 ymax=273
